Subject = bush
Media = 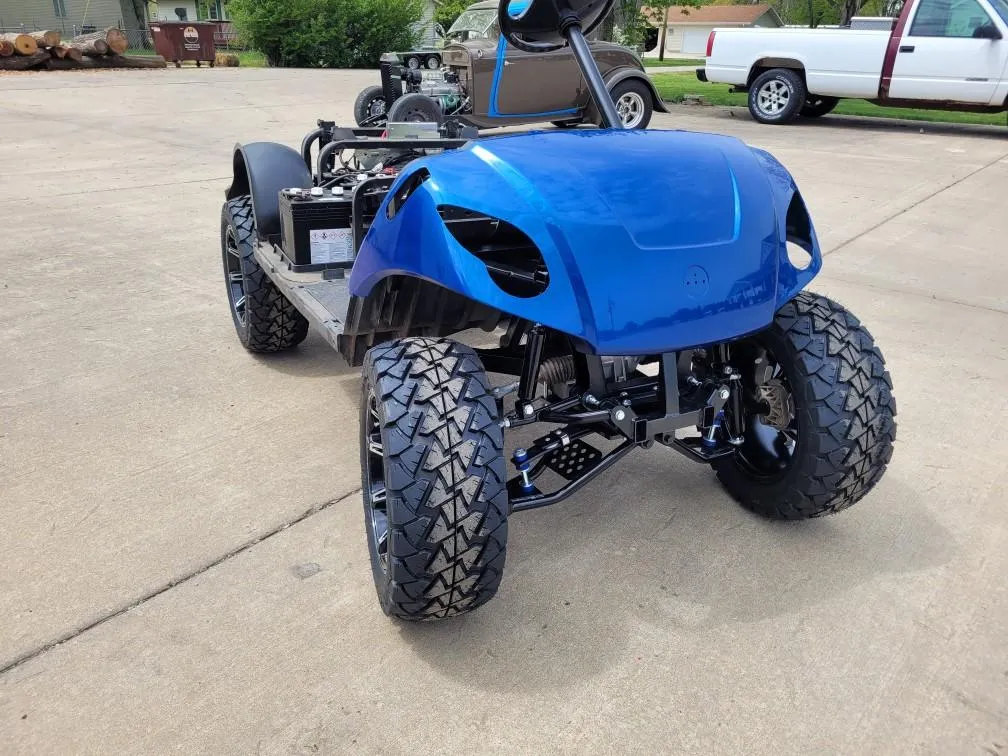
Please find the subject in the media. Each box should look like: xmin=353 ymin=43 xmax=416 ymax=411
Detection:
xmin=228 ymin=0 xmax=424 ymax=68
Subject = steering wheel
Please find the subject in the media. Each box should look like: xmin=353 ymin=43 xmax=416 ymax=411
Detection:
xmin=497 ymin=0 xmax=616 ymax=53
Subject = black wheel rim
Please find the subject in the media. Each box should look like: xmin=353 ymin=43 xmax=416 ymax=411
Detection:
xmin=363 ymin=391 xmax=390 ymax=572
xmin=224 ymin=225 xmax=246 ymax=326
xmin=369 ymin=97 xmax=386 ymax=118
xmin=734 ymin=347 xmax=800 ymax=481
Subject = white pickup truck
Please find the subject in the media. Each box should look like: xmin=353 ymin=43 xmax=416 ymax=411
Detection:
xmin=699 ymin=0 xmax=1008 ymax=123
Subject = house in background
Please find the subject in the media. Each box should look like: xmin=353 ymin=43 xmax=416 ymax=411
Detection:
xmin=641 ymin=3 xmax=783 ymax=56
xmin=0 ymin=0 xmax=147 ymax=32
xmin=147 ymin=0 xmax=228 ymax=22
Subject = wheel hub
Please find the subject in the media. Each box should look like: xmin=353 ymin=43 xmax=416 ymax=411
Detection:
xmin=616 ymin=91 xmax=645 ymax=127
xmin=224 ymin=226 xmax=246 ymax=326
xmin=364 ymin=392 xmax=390 ymax=572
xmin=757 ymin=81 xmax=789 ymax=115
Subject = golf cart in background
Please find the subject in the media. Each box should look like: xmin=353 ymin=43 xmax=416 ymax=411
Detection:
xmin=354 ymin=0 xmax=665 ymax=130
xmin=220 ymin=0 xmax=896 ymax=622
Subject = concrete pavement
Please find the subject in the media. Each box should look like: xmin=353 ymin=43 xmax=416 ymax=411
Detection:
xmin=1 ymin=68 xmax=1006 ymax=754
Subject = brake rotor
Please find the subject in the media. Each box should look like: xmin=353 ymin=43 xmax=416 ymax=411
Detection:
xmin=757 ymin=378 xmax=794 ymax=430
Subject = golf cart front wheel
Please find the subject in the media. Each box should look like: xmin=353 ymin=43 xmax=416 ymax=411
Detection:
xmin=220 ymin=196 xmax=308 ymax=353
xmin=361 ymin=337 xmax=509 ymax=620
xmin=713 ymin=291 xmax=896 ymax=520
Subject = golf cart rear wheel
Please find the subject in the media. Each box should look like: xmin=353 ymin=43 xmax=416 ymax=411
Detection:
xmin=220 ymin=196 xmax=308 ymax=353
xmin=354 ymin=85 xmax=387 ymax=126
xmin=386 ymin=92 xmax=444 ymax=125
xmin=748 ymin=68 xmax=806 ymax=124
xmin=361 ymin=337 xmax=509 ymax=620
xmin=713 ymin=291 xmax=896 ymax=520
xmin=609 ymin=78 xmax=652 ymax=129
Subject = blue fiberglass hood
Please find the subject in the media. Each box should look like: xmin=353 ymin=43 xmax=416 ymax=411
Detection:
xmin=349 ymin=129 xmax=821 ymax=355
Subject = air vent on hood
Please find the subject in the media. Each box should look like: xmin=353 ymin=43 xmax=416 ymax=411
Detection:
xmin=437 ymin=205 xmax=549 ymax=298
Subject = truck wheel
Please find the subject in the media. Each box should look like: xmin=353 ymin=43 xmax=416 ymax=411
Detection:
xmin=425 ymin=54 xmax=440 ymax=70
xmin=386 ymin=92 xmax=444 ymax=124
xmin=713 ymin=291 xmax=897 ymax=520
xmin=353 ymin=85 xmax=387 ymax=126
xmin=404 ymin=55 xmax=421 ymax=70
xmin=220 ymin=196 xmax=308 ymax=353
xmin=748 ymin=68 xmax=806 ymax=124
xmin=801 ymin=95 xmax=839 ymax=118
xmin=609 ymin=78 xmax=653 ymax=129
xmin=361 ymin=337 xmax=509 ymax=620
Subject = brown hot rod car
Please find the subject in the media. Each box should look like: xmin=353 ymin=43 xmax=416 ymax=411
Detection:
xmin=354 ymin=0 xmax=666 ymax=130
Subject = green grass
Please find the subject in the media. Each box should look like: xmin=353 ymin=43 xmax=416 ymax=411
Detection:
xmin=125 ymin=48 xmax=267 ymax=67
xmin=652 ymin=72 xmax=1008 ymax=127
xmin=642 ymin=57 xmax=705 ymax=67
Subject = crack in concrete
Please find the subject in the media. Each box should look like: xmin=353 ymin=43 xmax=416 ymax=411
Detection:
xmin=820 ymin=273 xmax=1008 ymax=316
xmin=824 ymin=149 xmax=1008 ymax=259
xmin=0 ymin=489 xmax=361 ymax=677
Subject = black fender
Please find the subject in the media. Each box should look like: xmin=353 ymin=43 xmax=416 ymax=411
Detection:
xmin=584 ymin=67 xmax=669 ymax=124
xmin=225 ymin=142 xmax=312 ymax=240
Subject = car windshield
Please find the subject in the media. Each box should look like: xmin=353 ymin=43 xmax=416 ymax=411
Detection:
xmin=988 ymin=0 xmax=1008 ymax=23
xmin=446 ymin=9 xmax=497 ymax=39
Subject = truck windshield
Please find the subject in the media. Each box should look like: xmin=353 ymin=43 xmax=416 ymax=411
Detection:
xmin=447 ymin=10 xmax=497 ymax=39
xmin=988 ymin=0 xmax=1008 ymax=23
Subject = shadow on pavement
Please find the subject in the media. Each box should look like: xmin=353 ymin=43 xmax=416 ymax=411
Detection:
xmin=397 ymin=448 xmax=952 ymax=692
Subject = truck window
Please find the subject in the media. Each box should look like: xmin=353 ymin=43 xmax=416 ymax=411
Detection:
xmin=988 ymin=0 xmax=1008 ymax=23
xmin=909 ymin=0 xmax=996 ymax=36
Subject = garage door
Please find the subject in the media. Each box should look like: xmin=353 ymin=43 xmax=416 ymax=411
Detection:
xmin=681 ymin=27 xmax=713 ymax=55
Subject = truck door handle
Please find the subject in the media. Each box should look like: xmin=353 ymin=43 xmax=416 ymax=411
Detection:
xmin=899 ymin=45 xmax=915 ymax=52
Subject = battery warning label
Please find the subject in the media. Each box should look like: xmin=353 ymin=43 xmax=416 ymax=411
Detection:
xmin=309 ymin=228 xmax=354 ymax=265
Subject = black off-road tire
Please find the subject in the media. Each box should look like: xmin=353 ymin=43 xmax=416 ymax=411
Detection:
xmin=361 ymin=337 xmax=508 ymax=620
xmin=748 ymin=68 xmax=807 ymax=124
xmin=404 ymin=55 xmax=421 ymax=70
xmin=713 ymin=291 xmax=897 ymax=520
xmin=354 ymin=85 xmax=387 ymax=126
xmin=220 ymin=196 xmax=308 ymax=353
xmin=801 ymin=95 xmax=839 ymax=118
xmin=425 ymin=54 xmax=441 ymax=70
xmin=386 ymin=92 xmax=444 ymax=125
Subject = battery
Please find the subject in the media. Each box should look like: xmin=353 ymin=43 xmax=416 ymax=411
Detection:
xmin=279 ymin=188 xmax=354 ymax=272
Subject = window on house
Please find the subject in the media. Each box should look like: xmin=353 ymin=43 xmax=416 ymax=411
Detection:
xmin=52 ymin=0 xmax=67 ymax=17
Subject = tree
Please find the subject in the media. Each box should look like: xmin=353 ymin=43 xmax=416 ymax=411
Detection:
xmin=434 ymin=0 xmax=470 ymax=30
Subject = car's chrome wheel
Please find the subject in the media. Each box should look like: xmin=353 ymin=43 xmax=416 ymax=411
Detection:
xmin=616 ymin=90 xmax=646 ymax=128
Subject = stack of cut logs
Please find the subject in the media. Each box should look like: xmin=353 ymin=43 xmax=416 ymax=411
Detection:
xmin=0 ymin=27 xmax=167 ymax=71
